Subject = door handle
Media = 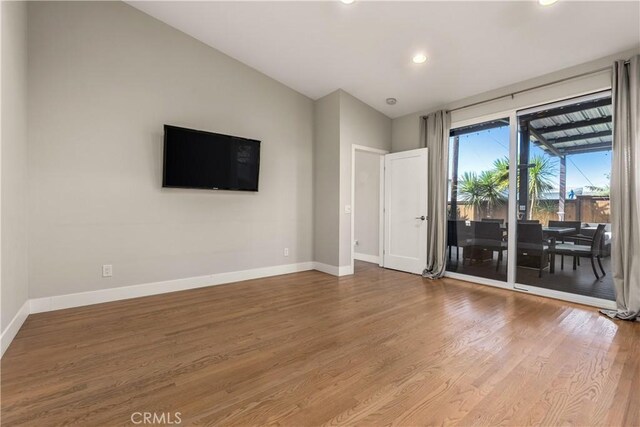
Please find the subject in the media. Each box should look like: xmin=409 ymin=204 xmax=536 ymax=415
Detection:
xmin=415 ymin=216 xmax=426 ymax=220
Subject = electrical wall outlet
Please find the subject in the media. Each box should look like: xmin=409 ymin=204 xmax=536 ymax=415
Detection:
xmin=284 ymin=248 xmax=289 ymax=257
xmin=102 ymin=264 xmax=113 ymax=277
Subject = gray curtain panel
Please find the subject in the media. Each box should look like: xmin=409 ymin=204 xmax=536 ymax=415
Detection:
xmin=421 ymin=111 xmax=451 ymax=279
xmin=602 ymin=55 xmax=640 ymax=321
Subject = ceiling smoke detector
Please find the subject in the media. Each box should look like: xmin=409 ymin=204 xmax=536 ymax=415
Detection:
xmin=386 ymin=98 xmax=397 ymax=105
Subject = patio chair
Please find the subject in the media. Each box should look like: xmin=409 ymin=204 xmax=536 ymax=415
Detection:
xmin=517 ymin=223 xmax=548 ymax=278
xmin=518 ymin=219 xmax=540 ymax=224
xmin=469 ymin=221 xmax=507 ymax=271
xmin=447 ymin=220 xmax=474 ymax=261
xmin=549 ymin=224 xmax=607 ymax=279
xmin=548 ymin=220 xmax=583 ymax=268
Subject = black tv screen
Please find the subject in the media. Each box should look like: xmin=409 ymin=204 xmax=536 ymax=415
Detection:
xmin=162 ymin=125 xmax=260 ymax=191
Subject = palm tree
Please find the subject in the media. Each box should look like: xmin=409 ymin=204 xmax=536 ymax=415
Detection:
xmin=479 ymin=170 xmax=506 ymax=216
xmin=457 ymin=154 xmax=555 ymax=220
xmin=458 ymin=171 xmax=505 ymax=218
xmin=492 ymin=157 xmax=510 ymax=191
xmin=458 ymin=172 xmax=485 ymax=218
xmin=527 ymin=154 xmax=555 ymax=219
xmin=488 ymin=155 xmax=556 ymax=219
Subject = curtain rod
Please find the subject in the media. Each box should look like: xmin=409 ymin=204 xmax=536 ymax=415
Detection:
xmin=429 ymin=60 xmax=629 ymax=116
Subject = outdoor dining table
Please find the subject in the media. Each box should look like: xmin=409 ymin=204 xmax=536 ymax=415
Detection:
xmin=498 ymin=225 xmax=576 ymax=273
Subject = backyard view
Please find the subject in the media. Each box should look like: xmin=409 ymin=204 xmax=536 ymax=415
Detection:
xmin=449 ymin=129 xmax=611 ymax=225
xmin=446 ymin=94 xmax=615 ymax=301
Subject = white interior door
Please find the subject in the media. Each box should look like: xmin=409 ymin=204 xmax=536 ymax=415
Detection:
xmin=383 ymin=148 xmax=428 ymax=274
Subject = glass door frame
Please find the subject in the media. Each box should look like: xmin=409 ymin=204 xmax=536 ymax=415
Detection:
xmin=444 ymin=93 xmax=617 ymax=310
xmin=444 ymin=110 xmax=515 ymax=292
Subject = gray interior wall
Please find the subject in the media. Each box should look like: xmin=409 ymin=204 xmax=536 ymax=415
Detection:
xmin=391 ymin=114 xmax=421 ymax=153
xmin=391 ymin=48 xmax=640 ymax=152
xmin=354 ymin=150 xmax=381 ymax=258
xmin=312 ymin=91 xmax=341 ymax=267
xmin=312 ymin=90 xmax=390 ymax=270
xmin=338 ymin=91 xmax=390 ymax=268
xmin=27 ymin=1 xmax=314 ymax=298
xmin=1 ymin=1 xmax=29 ymax=331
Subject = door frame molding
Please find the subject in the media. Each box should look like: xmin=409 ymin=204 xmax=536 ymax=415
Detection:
xmin=351 ymin=144 xmax=389 ymax=274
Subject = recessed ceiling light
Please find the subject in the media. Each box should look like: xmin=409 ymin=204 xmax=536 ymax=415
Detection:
xmin=340 ymin=0 xmax=355 ymax=4
xmin=386 ymin=98 xmax=397 ymax=105
xmin=538 ymin=0 xmax=558 ymax=6
xmin=412 ymin=53 xmax=427 ymax=64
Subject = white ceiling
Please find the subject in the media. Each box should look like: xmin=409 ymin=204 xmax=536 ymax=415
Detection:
xmin=128 ymin=1 xmax=640 ymax=118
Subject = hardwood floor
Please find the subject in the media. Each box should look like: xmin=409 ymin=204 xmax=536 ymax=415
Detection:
xmin=2 ymin=261 xmax=638 ymax=426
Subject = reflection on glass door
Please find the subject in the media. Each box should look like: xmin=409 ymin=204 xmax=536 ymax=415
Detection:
xmin=446 ymin=118 xmax=510 ymax=282
xmin=515 ymin=93 xmax=615 ymax=301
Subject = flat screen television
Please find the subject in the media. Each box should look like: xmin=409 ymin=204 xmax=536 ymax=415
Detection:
xmin=162 ymin=125 xmax=261 ymax=191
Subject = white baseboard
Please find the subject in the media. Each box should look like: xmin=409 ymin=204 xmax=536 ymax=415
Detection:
xmin=1 ymin=300 xmax=30 ymax=358
xmin=313 ymin=262 xmax=353 ymax=276
xmin=339 ymin=265 xmax=353 ymax=276
xmin=354 ymin=252 xmax=380 ymax=264
xmin=30 ymin=262 xmax=315 ymax=314
xmin=312 ymin=262 xmax=340 ymax=276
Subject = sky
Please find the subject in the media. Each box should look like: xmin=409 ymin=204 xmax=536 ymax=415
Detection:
xmin=450 ymin=125 xmax=611 ymax=191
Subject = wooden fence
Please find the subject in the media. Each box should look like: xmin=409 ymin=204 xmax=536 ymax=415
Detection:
xmin=450 ymin=195 xmax=610 ymax=224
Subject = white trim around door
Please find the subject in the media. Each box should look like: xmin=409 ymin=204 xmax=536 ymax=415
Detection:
xmin=351 ymin=144 xmax=389 ymax=274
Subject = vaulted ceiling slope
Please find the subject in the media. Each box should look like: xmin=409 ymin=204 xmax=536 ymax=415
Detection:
xmin=128 ymin=1 xmax=640 ymax=118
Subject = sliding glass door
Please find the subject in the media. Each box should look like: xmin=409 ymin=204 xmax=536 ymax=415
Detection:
xmin=445 ymin=91 xmax=616 ymax=307
xmin=446 ymin=118 xmax=510 ymax=283
xmin=515 ymin=92 xmax=615 ymax=302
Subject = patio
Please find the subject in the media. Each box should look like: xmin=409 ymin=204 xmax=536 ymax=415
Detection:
xmin=446 ymin=252 xmax=615 ymax=301
xmin=520 ymin=94 xmax=613 ymax=221
xmin=446 ymin=94 xmax=615 ymax=301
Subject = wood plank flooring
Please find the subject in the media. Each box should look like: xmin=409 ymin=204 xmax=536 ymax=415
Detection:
xmin=1 ymin=261 xmax=638 ymax=426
